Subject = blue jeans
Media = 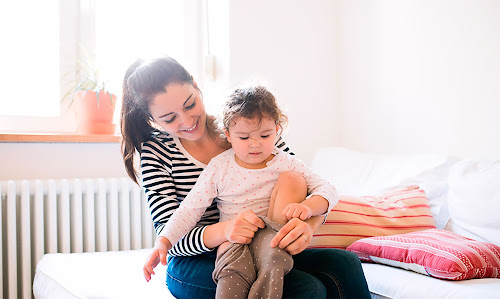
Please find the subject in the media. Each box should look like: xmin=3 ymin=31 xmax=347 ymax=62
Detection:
xmin=166 ymin=248 xmax=371 ymax=299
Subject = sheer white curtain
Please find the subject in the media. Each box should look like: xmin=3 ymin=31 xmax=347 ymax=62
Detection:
xmin=0 ymin=0 xmax=60 ymax=117
xmin=95 ymin=0 xmax=187 ymax=101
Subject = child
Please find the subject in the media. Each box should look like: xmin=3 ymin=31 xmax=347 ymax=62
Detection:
xmin=144 ymin=85 xmax=337 ymax=298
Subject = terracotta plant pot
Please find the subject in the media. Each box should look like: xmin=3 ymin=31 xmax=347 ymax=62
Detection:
xmin=75 ymin=90 xmax=116 ymax=134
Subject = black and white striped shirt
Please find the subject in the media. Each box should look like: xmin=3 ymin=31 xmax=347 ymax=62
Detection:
xmin=141 ymin=130 xmax=292 ymax=256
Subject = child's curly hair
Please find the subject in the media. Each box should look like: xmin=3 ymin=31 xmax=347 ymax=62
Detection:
xmin=222 ymin=86 xmax=288 ymax=134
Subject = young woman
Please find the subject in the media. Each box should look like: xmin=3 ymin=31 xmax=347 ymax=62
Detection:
xmin=121 ymin=55 xmax=371 ymax=298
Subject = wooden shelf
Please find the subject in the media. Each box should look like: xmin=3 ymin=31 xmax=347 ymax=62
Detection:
xmin=0 ymin=132 xmax=121 ymax=143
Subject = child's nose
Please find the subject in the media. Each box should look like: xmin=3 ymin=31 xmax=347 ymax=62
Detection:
xmin=249 ymin=137 xmax=260 ymax=147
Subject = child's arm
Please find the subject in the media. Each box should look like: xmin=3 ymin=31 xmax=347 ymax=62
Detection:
xmin=281 ymin=155 xmax=337 ymax=222
xmin=159 ymin=162 xmax=219 ymax=247
xmin=143 ymin=161 xmax=220 ymax=281
xmin=282 ymin=195 xmax=329 ymax=221
xmin=143 ymin=236 xmax=173 ymax=281
xmin=203 ymin=209 xmax=265 ymax=247
xmin=294 ymin=161 xmax=337 ymax=213
xmin=141 ymin=141 xmax=219 ymax=257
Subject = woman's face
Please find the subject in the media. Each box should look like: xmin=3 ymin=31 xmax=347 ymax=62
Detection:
xmin=149 ymin=83 xmax=207 ymax=141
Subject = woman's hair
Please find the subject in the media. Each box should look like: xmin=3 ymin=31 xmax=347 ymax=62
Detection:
xmin=120 ymin=55 xmax=197 ymax=184
xmin=222 ymin=85 xmax=288 ymax=133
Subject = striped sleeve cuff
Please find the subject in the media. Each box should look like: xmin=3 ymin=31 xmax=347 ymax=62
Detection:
xmin=168 ymin=226 xmax=214 ymax=257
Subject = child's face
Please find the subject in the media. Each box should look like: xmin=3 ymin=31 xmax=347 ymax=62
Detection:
xmin=225 ymin=116 xmax=279 ymax=169
xmin=149 ymin=83 xmax=206 ymax=141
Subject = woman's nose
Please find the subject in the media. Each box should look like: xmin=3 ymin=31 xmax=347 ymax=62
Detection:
xmin=179 ymin=112 xmax=192 ymax=127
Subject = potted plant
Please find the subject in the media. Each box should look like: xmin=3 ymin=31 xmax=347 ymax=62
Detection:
xmin=62 ymin=56 xmax=117 ymax=134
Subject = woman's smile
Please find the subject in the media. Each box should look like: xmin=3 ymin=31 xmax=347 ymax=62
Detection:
xmin=181 ymin=119 xmax=199 ymax=133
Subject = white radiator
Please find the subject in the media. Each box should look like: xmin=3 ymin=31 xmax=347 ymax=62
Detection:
xmin=0 ymin=177 xmax=156 ymax=299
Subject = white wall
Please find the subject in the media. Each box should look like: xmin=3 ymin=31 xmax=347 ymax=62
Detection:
xmin=209 ymin=0 xmax=500 ymax=163
xmin=337 ymin=0 xmax=500 ymax=158
xmin=0 ymin=143 xmax=128 ymax=180
xmin=204 ymin=0 xmax=340 ymax=165
xmin=3 ymin=0 xmax=500 ymax=181
xmin=230 ymin=0 xmax=340 ymax=164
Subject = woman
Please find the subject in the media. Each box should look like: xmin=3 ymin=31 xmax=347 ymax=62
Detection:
xmin=121 ymin=55 xmax=371 ymax=298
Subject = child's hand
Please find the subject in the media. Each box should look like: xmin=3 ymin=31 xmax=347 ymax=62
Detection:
xmin=143 ymin=236 xmax=171 ymax=282
xmin=282 ymin=203 xmax=312 ymax=221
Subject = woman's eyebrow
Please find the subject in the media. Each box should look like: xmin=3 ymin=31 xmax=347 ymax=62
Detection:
xmin=158 ymin=111 xmax=173 ymax=119
xmin=158 ymin=93 xmax=193 ymax=119
xmin=183 ymin=93 xmax=193 ymax=106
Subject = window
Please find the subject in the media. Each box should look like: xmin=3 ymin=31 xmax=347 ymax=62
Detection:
xmin=0 ymin=1 xmax=60 ymax=117
xmin=0 ymin=0 xmax=201 ymax=133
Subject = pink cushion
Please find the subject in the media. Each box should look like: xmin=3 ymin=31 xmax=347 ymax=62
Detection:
xmin=309 ymin=186 xmax=436 ymax=249
xmin=347 ymin=229 xmax=500 ymax=280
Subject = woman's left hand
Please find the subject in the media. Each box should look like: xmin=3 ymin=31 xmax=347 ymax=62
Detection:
xmin=269 ymin=217 xmax=314 ymax=255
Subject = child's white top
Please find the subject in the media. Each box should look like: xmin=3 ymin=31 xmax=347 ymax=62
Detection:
xmin=160 ymin=147 xmax=338 ymax=246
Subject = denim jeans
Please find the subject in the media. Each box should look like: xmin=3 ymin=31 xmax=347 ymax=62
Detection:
xmin=166 ymin=248 xmax=371 ymax=299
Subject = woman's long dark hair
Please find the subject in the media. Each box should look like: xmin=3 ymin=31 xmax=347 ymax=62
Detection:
xmin=120 ymin=56 xmax=195 ymax=184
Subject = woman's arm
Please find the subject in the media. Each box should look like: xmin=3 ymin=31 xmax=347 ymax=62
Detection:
xmin=276 ymin=135 xmax=294 ymax=155
xmin=269 ymin=215 xmax=323 ymax=255
xmin=141 ymin=140 xmax=217 ymax=256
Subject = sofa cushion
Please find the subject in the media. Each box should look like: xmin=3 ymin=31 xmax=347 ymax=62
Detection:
xmin=33 ymin=249 xmax=172 ymax=299
xmin=347 ymin=229 xmax=500 ymax=281
xmin=446 ymin=159 xmax=500 ymax=247
xmin=362 ymin=263 xmax=500 ymax=298
xmin=309 ymin=186 xmax=436 ymax=249
xmin=311 ymin=146 xmax=456 ymax=221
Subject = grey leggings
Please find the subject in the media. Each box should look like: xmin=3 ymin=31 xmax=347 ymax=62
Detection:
xmin=212 ymin=216 xmax=294 ymax=299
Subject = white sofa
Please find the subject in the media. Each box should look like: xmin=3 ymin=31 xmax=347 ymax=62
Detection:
xmin=33 ymin=146 xmax=500 ymax=298
xmin=310 ymin=147 xmax=500 ymax=298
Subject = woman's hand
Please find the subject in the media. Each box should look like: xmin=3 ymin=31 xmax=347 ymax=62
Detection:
xmin=270 ymin=217 xmax=319 ymax=255
xmin=143 ymin=236 xmax=171 ymax=282
xmin=224 ymin=210 xmax=266 ymax=244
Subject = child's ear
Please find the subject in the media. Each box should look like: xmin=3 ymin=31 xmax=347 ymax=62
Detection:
xmin=224 ymin=129 xmax=232 ymax=143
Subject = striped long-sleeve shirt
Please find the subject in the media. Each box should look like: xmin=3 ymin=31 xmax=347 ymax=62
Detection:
xmin=140 ymin=130 xmax=293 ymax=256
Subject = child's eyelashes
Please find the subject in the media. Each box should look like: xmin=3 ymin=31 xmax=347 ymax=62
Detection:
xmin=238 ymin=135 xmax=270 ymax=140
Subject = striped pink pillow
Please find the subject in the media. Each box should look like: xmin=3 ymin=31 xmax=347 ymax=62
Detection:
xmin=346 ymin=229 xmax=500 ymax=280
xmin=309 ymin=186 xmax=436 ymax=249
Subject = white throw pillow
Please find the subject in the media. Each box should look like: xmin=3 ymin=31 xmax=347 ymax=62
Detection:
xmin=311 ymin=146 xmax=455 ymax=221
xmin=446 ymin=159 xmax=500 ymax=246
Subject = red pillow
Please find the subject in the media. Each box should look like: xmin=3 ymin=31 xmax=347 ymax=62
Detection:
xmin=309 ymin=186 xmax=436 ymax=249
xmin=347 ymin=229 xmax=500 ymax=280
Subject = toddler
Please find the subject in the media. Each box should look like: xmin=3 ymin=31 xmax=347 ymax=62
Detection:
xmin=146 ymin=86 xmax=337 ymax=298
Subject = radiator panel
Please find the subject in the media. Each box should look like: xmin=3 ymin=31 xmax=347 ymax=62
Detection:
xmin=0 ymin=178 xmax=155 ymax=299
